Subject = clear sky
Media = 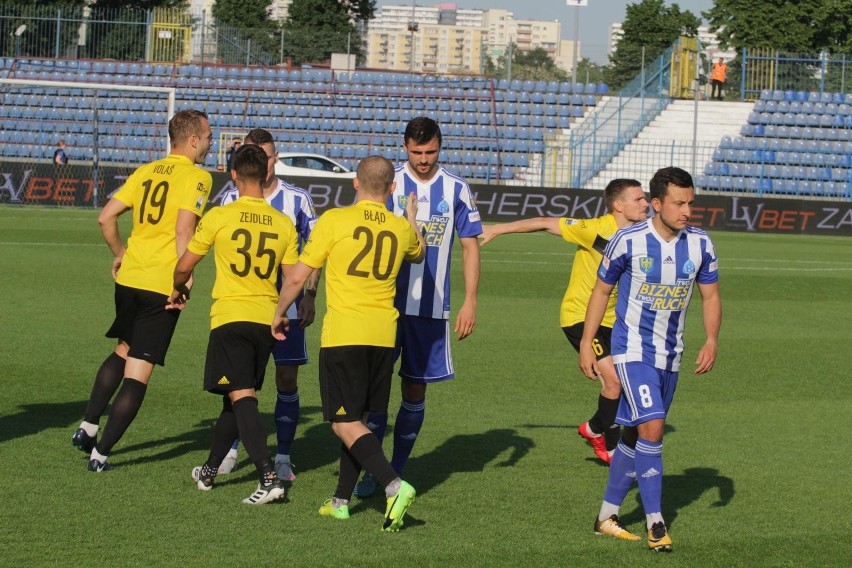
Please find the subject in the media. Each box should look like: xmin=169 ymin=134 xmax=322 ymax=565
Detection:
xmin=375 ymin=0 xmax=715 ymax=64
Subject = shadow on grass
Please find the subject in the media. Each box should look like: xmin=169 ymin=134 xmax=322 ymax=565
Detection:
xmin=620 ymin=466 xmax=735 ymax=528
xmin=411 ymin=429 xmax=534 ymax=494
xmin=0 ymin=401 xmax=85 ymax=445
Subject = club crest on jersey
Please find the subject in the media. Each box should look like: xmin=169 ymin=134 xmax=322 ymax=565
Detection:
xmin=639 ymin=256 xmax=654 ymax=273
xmin=397 ymin=195 xmax=409 ymax=209
xmin=682 ymin=259 xmax=696 ymax=274
xmin=437 ymin=198 xmax=450 ymax=213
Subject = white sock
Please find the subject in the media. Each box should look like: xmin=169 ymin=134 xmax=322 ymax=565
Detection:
xmin=274 ymin=453 xmax=290 ymax=463
xmin=225 ymin=448 xmax=238 ymax=458
xmin=385 ymin=477 xmax=401 ymax=498
xmin=80 ymin=421 xmax=98 ymax=437
xmin=90 ymin=448 xmax=109 ymax=463
xmin=646 ymin=512 xmax=664 ymax=529
xmin=598 ymin=501 xmax=620 ymax=522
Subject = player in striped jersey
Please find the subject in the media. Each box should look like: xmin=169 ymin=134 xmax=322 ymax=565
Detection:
xmin=580 ymin=167 xmax=722 ymax=551
xmin=354 ymin=117 xmax=482 ymax=497
xmin=477 ymin=179 xmax=649 ymax=464
xmin=216 ymin=129 xmax=320 ymax=482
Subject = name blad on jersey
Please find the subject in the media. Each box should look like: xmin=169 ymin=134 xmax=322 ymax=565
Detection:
xmin=417 ymin=215 xmax=448 ymax=246
xmin=634 ymin=281 xmax=691 ymax=311
xmin=240 ymin=212 xmax=272 ymax=225
xmin=364 ymin=209 xmax=386 ymax=223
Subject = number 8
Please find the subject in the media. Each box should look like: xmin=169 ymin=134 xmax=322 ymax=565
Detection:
xmin=638 ymin=384 xmax=653 ymax=408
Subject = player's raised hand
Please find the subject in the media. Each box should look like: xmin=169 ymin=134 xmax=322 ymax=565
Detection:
xmin=405 ymin=191 xmax=418 ymax=222
xmin=271 ymin=313 xmax=290 ymax=341
xmin=694 ymin=339 xmax=717 ymax=374
xmin=477 ymin=225 xmax=498 ymax=246
xmin=578 ymin=343 xmax=600 ymax=380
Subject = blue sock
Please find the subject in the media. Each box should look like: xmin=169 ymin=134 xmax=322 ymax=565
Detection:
xmin=365 ymin=411 xmax=388 ymax=443
xmin=274 ymin=389 xmax=300 ymax=456
xmin=390 ymin=397 xmax=425 ymax=475
xmin=229 ymin=438 xmax=239 ymax=451
xmin=603 ymin=440 xmax=637 ymax=507
xmin=635 ymin=437 xmax=664 ymax=520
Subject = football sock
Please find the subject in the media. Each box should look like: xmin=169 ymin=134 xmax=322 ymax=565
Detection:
xmin=588 ymin=394 xmax=619 ymax=435
xmin=349 ymin=433 xmax=397 ymax=489
xmin=200 ymin=463 xmax=218 ymax=479
xmin=83 ymin=352 xmax=126 ymax=423
xmin=334 ymin=443 xmax=363 ymax=500
xmin=598 ymin=501 xmax=621 ymax=522
xmin=232 ymin=397 xmax=268 ymax=465
xmin=635 ymin=437 xmax=664 ymax=524
xmin=646 ymin=512 xmax=665 ymax=530
xmin=229 ymin=439 xmax=239 ymax=451
xmin=601 ymin=440 xmax=637 ymax=516
xmin=365 ymin=411 xmax=389 ymax=443
xmin=90 ymin=447 xmax=109 ymax=464
xmin=332 ymin=497 xmax=349 ymax=508
xmin=208 ymin=399 xmax=239 ymax=468
xmin=385 ymin=477 xmax=401 ymax=498
xmin=604 ymin=425 xmax=621 ymax=452
xmin=79 ymin=421 xmax=98 ymax=437
xmin=95 ymin=377 xmax=147 ymax=455
xmin=390 ymin=397 xmax=425 ymax=474
xmin=255 ymin=458 xmax=276 ymax=486
xmin=274 ymin=388 xmax=300 ymax=456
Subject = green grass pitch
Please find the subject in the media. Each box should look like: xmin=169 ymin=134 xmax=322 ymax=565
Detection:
xmin=1 ymin=205 xmax=850 ymax=567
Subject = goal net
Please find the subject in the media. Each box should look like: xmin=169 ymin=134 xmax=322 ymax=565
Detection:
xmin=0 ymin=78 xmax=175 ymax=207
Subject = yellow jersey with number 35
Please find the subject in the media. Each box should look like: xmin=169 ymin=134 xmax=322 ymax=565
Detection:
xmin=113 ymin=154 xmax=211 ymax=295
xmin=559 ymin=214 xmax=618 ymax=328
xmin=188 ymin=196 xmax=298 ymax=329
xmin=299 ymin=200 xmax=422 ymax=348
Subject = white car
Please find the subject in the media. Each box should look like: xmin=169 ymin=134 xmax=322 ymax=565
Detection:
xmin=274 ymin=152 xmax=355 ymax=178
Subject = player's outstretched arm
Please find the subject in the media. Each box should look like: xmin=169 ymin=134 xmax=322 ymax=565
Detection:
xmin=167 ymin=250 xmax=204 ymax=310
xmin=273 ymin=261 xmax=313 ymax=340
xmin=478 ymin=217 xmax=562 ymax=246
xmin=97 ymin=197 xmax=130 ymax=279
xmin=694 ymin=281 xmax=722 ymax=374
xmin=579 ymin=279 xmax=614 ymax=379
xmin=296 ymin=267 xmax=319 ymax=329
xmin=454 ymin=236 xmax=480 ymax=340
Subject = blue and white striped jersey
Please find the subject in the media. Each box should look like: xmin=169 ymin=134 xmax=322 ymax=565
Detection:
xmin=388 ymin=164 xmax=482 ymax=320
xmin=220 ymin=178 xmax=317 ymax=319
xmin=598 ymin=219 xmax=719 ymax=372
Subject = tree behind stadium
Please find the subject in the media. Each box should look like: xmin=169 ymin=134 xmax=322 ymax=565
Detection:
xmin=604 ymin=0 xmax=700 ymax=92
xmin=282 ymin=0 xmax=375 ymax=66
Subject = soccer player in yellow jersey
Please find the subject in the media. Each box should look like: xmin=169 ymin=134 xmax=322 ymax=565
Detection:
xmin=72 ymin=109 xmax=213 ymax=472
xmin=168 ymin=144 xmax=299 ymax=505
xmin=478 ymin=179 xmax=648 ymax=464
xmin=271 ymin=156 xmax=425 ymax=531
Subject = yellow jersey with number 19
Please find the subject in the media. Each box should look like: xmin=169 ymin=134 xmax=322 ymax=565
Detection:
xmin=187 ymin=196 xmax=299 ymax=329
xmin=299 ymin=200 xmax=422 ymax=348
xmin=112 ymin=154 xmax=212 ymax=295
xmin=559 ymin=214 xmax=618 ymax=328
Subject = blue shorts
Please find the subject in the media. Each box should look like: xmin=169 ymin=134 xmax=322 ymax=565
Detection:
xmin=396 ymin=315 xmax=454 ymax=383
xmin=271 ymin=320 xmax=308 ymax=366
xmin=615 ymin=361 xmax=679 ymax=427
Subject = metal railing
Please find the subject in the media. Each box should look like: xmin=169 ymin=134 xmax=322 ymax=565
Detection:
xmin=741 ymin=48 xmax=852 ymax=100
xmin=568 ymin=47 xmax=673 ymax=188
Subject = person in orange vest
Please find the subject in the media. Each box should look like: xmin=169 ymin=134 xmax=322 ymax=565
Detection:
xmin=711 ymin=58 xmax=727 ymax=101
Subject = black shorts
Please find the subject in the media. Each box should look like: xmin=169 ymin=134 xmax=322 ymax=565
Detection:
xmin=106 ymin=283 xmax=180 ymax=366
xmin=318 ymin=346 xmax=394 ymax=422
xmin=562 ymin=323 xmax=612 ymax=361
xmin=203 ymin=322 xmax=274 ymax=395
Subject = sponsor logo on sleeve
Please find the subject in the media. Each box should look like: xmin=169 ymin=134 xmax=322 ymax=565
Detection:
xmin=468 ymin=211 xmax=481 ymax=223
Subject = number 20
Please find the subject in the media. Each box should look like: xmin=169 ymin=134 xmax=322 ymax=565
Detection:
xmin=347 ymin=226 xmax=398 ymax=280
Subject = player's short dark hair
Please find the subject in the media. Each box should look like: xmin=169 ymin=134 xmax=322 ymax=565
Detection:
xmin=603 ymin=178 xmax=641 ymax=211
xmin=356 ymin=155 xmax=395 ymax=195
xmin=649 ymin=167 xmax=694 ymax=200
xmin=232 ymin=144 xmax=268 ymax=182
xmin=168 ymin=109 xmax=208 ymax=145
xmin=244 ymin=128 xmax=275 ymax=147
xmin=404 ymin=116 xmax=442 ymax=147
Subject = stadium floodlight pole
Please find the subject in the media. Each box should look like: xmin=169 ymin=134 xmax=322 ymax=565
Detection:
xmin=0 ymin=78 xmax=175 ymax=205
xmin=566 ymin=0 xmax=588 ymax=83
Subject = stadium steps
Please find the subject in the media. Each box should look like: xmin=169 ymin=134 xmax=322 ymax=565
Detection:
xmin=583 ymin=100 xmax=754 ymax=190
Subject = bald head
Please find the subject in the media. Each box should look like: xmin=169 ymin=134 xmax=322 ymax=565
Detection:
xmin=355 ymin=156 xmax=395 ymax=198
